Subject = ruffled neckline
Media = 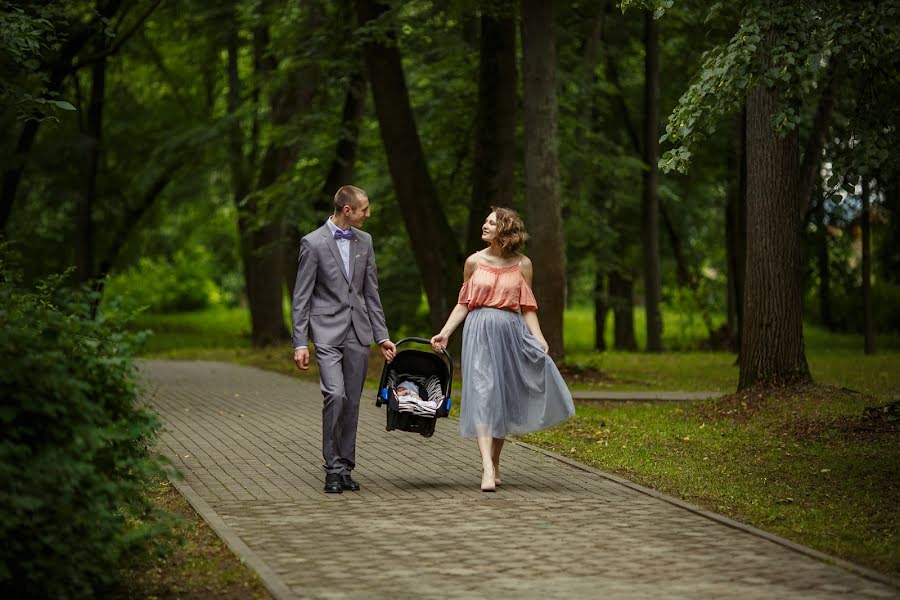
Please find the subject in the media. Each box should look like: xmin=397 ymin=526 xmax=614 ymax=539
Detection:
xmin=476 ymin=262 xmax=521 ymax=273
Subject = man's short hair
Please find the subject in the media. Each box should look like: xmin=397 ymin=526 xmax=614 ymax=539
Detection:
xmin=334 ymin=185 xmax=367 ymax=212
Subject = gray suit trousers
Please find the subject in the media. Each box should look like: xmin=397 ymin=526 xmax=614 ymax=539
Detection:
xmin=315 ymin=337 xmax=369 ymax=475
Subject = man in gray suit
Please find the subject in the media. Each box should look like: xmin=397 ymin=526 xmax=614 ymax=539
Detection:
xmin=292 ymin=185 xmax=396 ymax=493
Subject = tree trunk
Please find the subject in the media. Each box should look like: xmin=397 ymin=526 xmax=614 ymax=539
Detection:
xmin=521 ymin=0 xmax=566 ymax=360
xmin=660 ymin=197 xmax=691 ymax=288
xmin=356 ymin=0 xmax=462 ymax=333
xmin=861 ymin=178 xmax=875 ymax=354
xmin=641 ymin=11 xmax=662 ymax=352
xmin=226 ymin=25 xmax=259 ymax=341
xmin=317 ymin=68 xmax=367 ymax=215
xmin=739 ymin=72 xmax=811 ymax=389
xmin=466 ymin=13 xmax=516 ymax=254
xmin=76 ymin=56 xmax=106 ymax=284
xmin=610 ymin=268 xmax=637 ymax=351
xmin=594 ymin=270 xmax=608 ymax=351
xmin=814 ymin=189 xmax=832 ymax=329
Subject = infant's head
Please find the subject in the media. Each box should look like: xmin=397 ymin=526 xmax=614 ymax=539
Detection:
xmin=396 ymin=380 xmax=420 ymax=397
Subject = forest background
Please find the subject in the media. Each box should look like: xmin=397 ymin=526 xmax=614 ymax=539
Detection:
xmin=3 ymin=0 xmax=899 ymax=383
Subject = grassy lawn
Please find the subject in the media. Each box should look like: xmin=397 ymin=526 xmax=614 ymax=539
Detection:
xmin=116 ymin=477 xmax=270 ymax=599
xmin=130 ymin=305 xmax=900 ymax=577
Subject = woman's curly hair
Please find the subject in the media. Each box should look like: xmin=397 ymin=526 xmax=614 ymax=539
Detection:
xmin=491 ymin=206 xmax=529 ymax=254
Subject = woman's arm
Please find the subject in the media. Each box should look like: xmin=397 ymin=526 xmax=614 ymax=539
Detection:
xmin=430 ymin=254 xmax=478 ymax=351
xmin=430 ymin=303 xmax=470 ymax=351
xmin=522 ymin=310 xmax=549 ymax=353
xmin=518 ymin=255 xmax=549 ymax=353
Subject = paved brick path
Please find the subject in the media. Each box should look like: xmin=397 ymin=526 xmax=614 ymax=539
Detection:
xmin=141 ymin=360 xmax=898 ymax=600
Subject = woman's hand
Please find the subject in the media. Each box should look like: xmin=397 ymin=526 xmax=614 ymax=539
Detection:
xmin=537 ymin=337 xmax=549 ymax=354
xmin=430 ymin=333 xmax=449 ymax=353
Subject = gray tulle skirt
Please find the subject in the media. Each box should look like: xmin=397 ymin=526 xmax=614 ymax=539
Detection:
xmin=459 ymin=307 xmax=575 ymax=438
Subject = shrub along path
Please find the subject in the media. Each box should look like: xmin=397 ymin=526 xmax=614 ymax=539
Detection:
xmin=141 ymin=360 xmax=898 ymax=600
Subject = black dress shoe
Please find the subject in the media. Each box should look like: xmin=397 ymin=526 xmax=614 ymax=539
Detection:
xmin=340 ymin=474 xmax=360 ymax=491
xmin=324 ymin=473 xmax=343 ymax=494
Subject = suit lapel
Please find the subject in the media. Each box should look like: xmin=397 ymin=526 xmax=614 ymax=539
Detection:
xmin=322 ymin=226 xmax=350 ymax=284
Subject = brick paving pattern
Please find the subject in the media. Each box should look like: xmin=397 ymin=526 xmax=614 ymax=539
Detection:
xmin=141 ymin=360 xmax=898 ymax=600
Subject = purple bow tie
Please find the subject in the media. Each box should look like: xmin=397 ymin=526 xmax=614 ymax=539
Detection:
xmin=333 ymin=229 xmax=352 ymax=241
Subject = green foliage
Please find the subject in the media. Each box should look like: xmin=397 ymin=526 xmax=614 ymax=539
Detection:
xmin=635 ymin=0 xmax=900 ymax=192
xmin=806 ymin=281 xmax=900 ymax=334
xmin=0 ymin=1 xmax=71 ymax=122
xmin=0 ymin=253 xmax=168 ymax=598
xmin=102 ymin=245 xmax=225 ymax=314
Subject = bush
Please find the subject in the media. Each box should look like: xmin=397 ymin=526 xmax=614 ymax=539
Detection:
xmin=0 ymin=256 xmax=168 ymax=598
xmin=102 ymin=245 xmax=223 ymax=314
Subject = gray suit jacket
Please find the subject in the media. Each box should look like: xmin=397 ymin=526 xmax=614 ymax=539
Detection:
xmin=291 ymin=224 xmax=389 ymax=348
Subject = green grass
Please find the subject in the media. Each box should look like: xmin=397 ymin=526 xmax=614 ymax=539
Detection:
xmin=520 ymin=387 xmax=900 ymax=576
xmin=116 ymin=478 xmax=270 ymax=598
xmin=133 ymin=306 xmax=253 ymax=353
xmin=132 ymin=305 xmax=900 ymax=398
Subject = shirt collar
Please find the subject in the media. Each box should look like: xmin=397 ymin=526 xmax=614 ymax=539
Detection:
xmin=327 ymin=216 xmax=352 ymax=235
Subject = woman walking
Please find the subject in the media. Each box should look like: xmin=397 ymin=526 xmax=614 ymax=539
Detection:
xmin=430 ymin=207 xmax=574 ymax=491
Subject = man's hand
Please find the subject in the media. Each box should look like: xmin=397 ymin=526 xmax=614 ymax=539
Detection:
xmin=380 ymin=340 xmax=396 ymax=363
xmin=294 ymin=347 xmax=310 ymax=370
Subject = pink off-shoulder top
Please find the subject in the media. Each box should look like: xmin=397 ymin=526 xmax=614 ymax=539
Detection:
xmin=457 ymin=262 xmax=538 ymax=312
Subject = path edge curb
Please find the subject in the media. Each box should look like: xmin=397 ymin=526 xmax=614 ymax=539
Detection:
xmin=167 ymin=475 xmax=297 ymax=600
xmin=513 ymin=439 xmax=900 ymax=590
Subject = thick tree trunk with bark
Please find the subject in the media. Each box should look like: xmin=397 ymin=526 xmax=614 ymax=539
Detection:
xmin=861 ymin=179 xmax=875 ymax=354
xmin=466 ymin=14 xmax=516 ymax=254
xmin=521 ymin=0 xmax=566 ymax=360
xmin=356 ymin=0 xmax=462 ymax=333
xmin=641 ymin=11 xmax=663 ymax=352
xmin=739 ymin=77 xmax=811 ymax=388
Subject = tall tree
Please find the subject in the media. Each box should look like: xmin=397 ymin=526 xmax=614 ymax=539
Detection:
xmin=355 ymin=0 xmax=462 ymax=332
xmin=467 ymin=10 xmax=517 ymax=254
xmin=641 ymin=11 xmax=663 ymax=352
xmin=226 ymin=8 xmax=300 ymax=347
xmin=625 ymin=0 xmax=898 ymax=387
xmin=521 ymin=0 xmax=566 ymax=360
xmin=739 ymin=47 xmax=810 ymax=387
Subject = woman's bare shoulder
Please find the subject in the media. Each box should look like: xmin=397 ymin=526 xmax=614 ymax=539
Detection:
xmin=463 ymin=252 xmax=481 ymax=280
